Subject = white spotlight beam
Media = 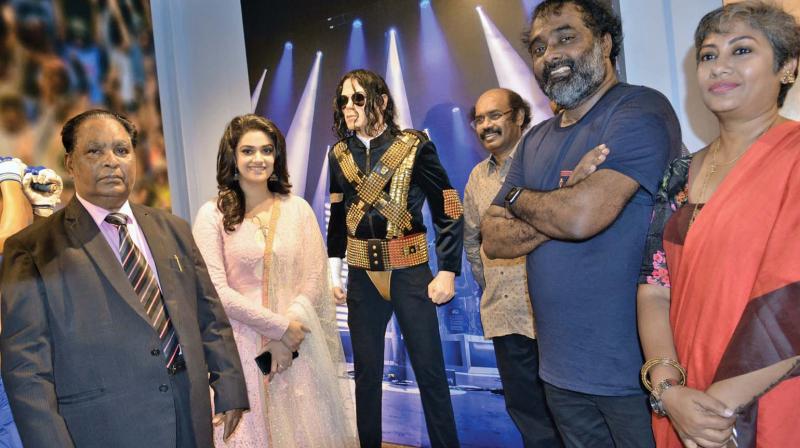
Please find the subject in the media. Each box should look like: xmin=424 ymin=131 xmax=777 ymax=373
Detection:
xmin=386 ymin=30 xmax=413 ymax=129
xmin=285 ymin=51 xmax=323 ymax=197
xmin=311 ymin=145 xmax=330 ymax=231
xmin=250 ymin=68 xmax=267 ymax=113
xmin=476 ymin=7 xmax=552 ymax=125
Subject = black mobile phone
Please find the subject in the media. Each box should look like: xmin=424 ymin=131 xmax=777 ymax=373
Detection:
xmin=255 ymin=350 xmax=299 ymax=375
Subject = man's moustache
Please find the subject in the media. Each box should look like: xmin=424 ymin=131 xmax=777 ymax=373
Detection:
xmin=480 ymin=128 xmax=502 ymax=140
xmin=543 ymin=60 xmax=575 ymax=82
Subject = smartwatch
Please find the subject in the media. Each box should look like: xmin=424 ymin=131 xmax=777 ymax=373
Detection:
xmin=504 ymin=187 xmax=523 ymax=216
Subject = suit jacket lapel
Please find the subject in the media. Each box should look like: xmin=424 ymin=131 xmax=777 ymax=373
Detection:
xmin=131 ymin=205 xmax=187 ymax=333
xmin=65 ymin=197 xmax=152 ymax=325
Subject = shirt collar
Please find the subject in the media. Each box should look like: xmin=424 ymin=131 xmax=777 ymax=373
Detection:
xmin=487 ymin=144 xmax=519 ymax=177
xmin=76 ymin=193 xmax=135 ymax=227
xmin=352 ymin=126 xmax=392 ymax=150
xmin=355 ymin=133 xmax=371 ymax=149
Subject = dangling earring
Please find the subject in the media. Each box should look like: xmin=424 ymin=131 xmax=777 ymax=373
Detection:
xmin=781 ymin=71 xmax=796 ymax=85
xmin=268 ymin=173 xmax=278 ymax=182
xmin=233 ymin=168 xmax=240 ymax=181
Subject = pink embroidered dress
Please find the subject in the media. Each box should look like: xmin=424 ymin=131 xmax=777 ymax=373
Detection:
xmin=193 ymin=194 xmax=357 ymax=447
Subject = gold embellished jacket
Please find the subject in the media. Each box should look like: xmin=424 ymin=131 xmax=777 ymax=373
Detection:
xmin=326 ymin=129 xmax=464 ymax=274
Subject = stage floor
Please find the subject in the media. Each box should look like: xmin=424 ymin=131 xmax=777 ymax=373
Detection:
xmin=380 ymin=381 xmax=522 ymax=448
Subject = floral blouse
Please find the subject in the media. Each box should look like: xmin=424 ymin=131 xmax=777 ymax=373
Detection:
xmin=638 ymin=154 xmax=695 ymax=288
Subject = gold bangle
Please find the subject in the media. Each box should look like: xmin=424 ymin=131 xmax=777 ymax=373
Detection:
xmin=640 ymin=358 xmax=687 ymax=392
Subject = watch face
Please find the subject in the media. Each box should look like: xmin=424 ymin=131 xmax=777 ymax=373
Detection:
xmin=649 ymin=394 xmax=665 ymax=417
xmin=505 ymin=187 xmax=522 ymax=204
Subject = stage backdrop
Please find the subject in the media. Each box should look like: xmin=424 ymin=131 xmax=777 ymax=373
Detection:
xmin=242 ymin=0 xmax=613 ymax=446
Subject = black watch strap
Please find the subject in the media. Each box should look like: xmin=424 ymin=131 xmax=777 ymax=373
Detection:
xmin=504 ymin=187 xmax=523 ymax=215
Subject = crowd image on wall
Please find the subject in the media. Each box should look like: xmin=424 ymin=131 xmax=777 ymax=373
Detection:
xmin=0 ymin=0 xmax=169 ymax=209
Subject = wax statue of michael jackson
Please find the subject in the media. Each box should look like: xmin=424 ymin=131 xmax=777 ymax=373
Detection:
xmin=326 ymin=69 xmax=463 ymax=448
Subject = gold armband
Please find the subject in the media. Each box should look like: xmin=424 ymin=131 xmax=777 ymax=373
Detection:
xmin=442 ymin=189 xmax=463 ymax=219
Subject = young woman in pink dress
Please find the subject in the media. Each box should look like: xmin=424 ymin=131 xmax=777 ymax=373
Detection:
xmin=193 ymin=114 xmax=358 ymax=447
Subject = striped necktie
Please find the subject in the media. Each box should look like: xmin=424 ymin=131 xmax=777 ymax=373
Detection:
xmin=104 ymin=212 xmax=181 ymax=369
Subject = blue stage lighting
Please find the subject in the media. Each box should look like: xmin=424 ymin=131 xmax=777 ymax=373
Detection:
xmin=346 ymin=18 xmax=368 ymax=70
xmin=477 ymin=6 xmax=552 ymax=126
xmin=451 ymin=107 xmax=460 ymax=113
xmin=311 ymin=146 xmax=331 ymax=231
xmin=285 ymin=51 xmax=323 ymax=197
xmin=386 ymin=27 xmax=414 ymax=129
xmin=264 ymin=42 xmax=294 ymax=130
xmin=418 ymin=0 xmax=460 ymax=104
xmin=420 ymin=0 xmax=431 ymax=8
xmin=250 ymin=69 xmax=267 ymax=112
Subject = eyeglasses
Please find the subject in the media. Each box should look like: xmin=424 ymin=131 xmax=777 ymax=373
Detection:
xmin=337 ymin=92 xmax=367 ymax=110
xmin=470 ymin=109 xmax=513 ymax=129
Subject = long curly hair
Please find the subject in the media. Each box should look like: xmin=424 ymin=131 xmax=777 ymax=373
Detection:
xmin=216 ymin=114 xmax=291 ymax=233
xmin=332 ymin=69 xmax=400 ymax=139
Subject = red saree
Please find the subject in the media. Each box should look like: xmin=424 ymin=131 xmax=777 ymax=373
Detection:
xmin=655 ymin=122 xmax=800 ymax=447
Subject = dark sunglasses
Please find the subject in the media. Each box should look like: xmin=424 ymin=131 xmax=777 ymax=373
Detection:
xmin=337 ymin=92 xmax=367 ymax=110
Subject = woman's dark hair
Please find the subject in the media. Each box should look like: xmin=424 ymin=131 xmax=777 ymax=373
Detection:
xmin=524 ymin=0 xmax=623 ymax=66
xmin=332 ymin=69 xmax=400 ymax=139
xmin=216 ymin=114 xmax=292 ymax=233
xmin=61 ymin=109 xmax=138 ymax=154
xmin=694 ymin=1 xmax=800 ymax=107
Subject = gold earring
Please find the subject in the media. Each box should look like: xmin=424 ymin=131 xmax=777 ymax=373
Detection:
xmin=781 ymin=71 xmax=796 ymax=84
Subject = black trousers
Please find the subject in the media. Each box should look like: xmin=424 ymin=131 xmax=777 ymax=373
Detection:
xmin=493 ymin=334 xmax=562 ymax=447
xmin=543 ymin=383 xmax=654 ymax=448
xmin=347 ymin=264 xmax=459 ymax=448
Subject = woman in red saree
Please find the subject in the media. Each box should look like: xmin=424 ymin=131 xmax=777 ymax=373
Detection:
xmin=637 ymin=2 xmax=800 ymax=447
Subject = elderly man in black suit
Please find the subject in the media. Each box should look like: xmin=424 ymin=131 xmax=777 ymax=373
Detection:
xmin=0 ymin=109 xmax=249 ymax=447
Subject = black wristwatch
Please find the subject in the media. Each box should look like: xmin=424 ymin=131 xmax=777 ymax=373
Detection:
xmin=504 ymin=187 xmax=524 ymax=216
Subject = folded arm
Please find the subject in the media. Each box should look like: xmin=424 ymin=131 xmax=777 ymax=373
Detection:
xmin=511 ymin=169 xmax=639 ymax=241
xmin=481 ymin=144 xmax=611 ymax=258
xmin=481 ymin=205 xmax=549 ymax=259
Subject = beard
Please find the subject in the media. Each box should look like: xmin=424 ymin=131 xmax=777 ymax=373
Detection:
xmin=536 ymin=40 xmax=606 ymax=110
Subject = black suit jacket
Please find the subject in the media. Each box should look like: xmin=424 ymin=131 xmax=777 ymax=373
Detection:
xmin=0 ymin=197 xmax=249 ymax=448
